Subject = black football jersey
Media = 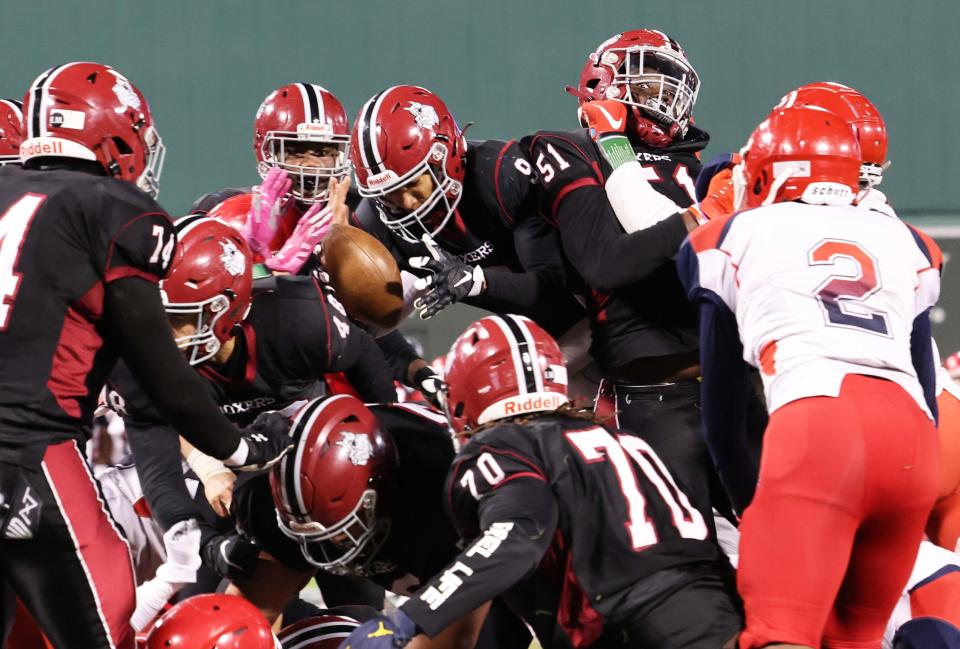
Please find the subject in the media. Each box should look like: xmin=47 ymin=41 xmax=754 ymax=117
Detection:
xmin=401 ymin=415 xmax=723 ymax=643
xmin=522 ymin=127 xmax=709 ymax=371
xmin=0 ymin=165 xmax=175 ymax=442
xmin=108 ymin=275 xmax=393 ymax=427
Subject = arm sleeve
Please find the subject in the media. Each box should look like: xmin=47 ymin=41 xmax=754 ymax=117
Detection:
xmin=296 ymin=284 xmax=397 ymax=403
xmin=697 ymin=296 xmax=758 ymax=514
xmin=556 ymin=186 xmax=688 ymax=293
xmin=911 ymin=309 xmax=938 ymax=424
xmin=467 ymin=216 xmax=584 ymax=337
xmin=401 ymin=477 xmax=558 ymax=638
xmin=375 ymin=330 xmax=421 ymax=385
xmin=125 ymin=421 xmax=204 ymax=530
xmin=103 ymin=277 xmax=241 ymax=459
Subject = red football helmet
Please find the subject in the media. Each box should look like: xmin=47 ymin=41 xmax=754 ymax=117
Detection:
xmin=161 ymin=216 xmax=253 ymax=365
xmin=571 ymin=30 xmax=699 ymax=147
xmin=20 ymin=62 xmax=165 ymax=197
xmin=254 ymin=83 xmax=351 ymax=204
xmin=444 ymin=315 xmax=569 ymax=433
xmin=0 ymin=99 xmax=23 ymax=165
xmin=145 ymin=594 xmax=278 ymax=648
xmin=350 ymin=85 xmax=467 ymax=243
xmin=733 ymin=106 xmax=861 ymax=211
xmin=276 ymin=614 xmax=360 ymax=648
xmin=777 ymin=82 xmax=887 ymax=187
xmin=206 ymin=192 xmax=301 ymax=264
xmin=270 ymin=395 xmax=398 ymax=572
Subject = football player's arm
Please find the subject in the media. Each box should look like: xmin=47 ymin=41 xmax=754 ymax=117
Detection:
xmin=104 ymin=277 xmax=242 ymax=459
xmin=911 ymin=309 xmax=938 ymax=424
xmin=676 ymin=236 xmax=757 ymax=513
xmin=400 ymin=477 xmax=559 ymax=638
xmin=467 ymin=217 xmax=584 ymax=336
xmin=376 ymin=330 xmax=423 ymax=384
xmin=555 ymin=186 xmax=691 ymax=293
xmin=301 ymin=288 xmax=397 ymax=403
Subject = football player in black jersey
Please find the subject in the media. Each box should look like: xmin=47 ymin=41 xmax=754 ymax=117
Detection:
xmin=521 ymin=30 xmax=761 ymax=523
xmin=348 ymin=84 xmax=584 ymax=338
xmin=341 ymin=315 xmax=742 ymax=649
xmin=108 ymin=216 xmax=398 ymax=620
xmin=0 ymin=63 xmax=290 ymax=649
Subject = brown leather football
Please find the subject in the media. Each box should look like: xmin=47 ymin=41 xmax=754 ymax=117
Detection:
xmin=321 ymin=224 xmax=404 ymax=329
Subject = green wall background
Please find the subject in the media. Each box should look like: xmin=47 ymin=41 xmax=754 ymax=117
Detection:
xmin=2 ymin=0 xmax=957 ymax=356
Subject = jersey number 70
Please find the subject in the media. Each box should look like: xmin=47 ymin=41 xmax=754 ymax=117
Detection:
xmin=566 ymin=428 xmax=708 ymax=550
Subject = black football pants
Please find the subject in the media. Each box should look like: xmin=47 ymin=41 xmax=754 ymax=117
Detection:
xmin=0 ymin=439 xmax=135 ymax=648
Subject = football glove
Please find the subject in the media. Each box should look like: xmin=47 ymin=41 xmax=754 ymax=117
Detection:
xmin=224 ymin=411 xmax=293 ymax=472
xmin=694 ymin=167 xmax=735 ymax=221
xmin=265 ymin=202 xmax=334 ymax=274
xmin=155 ymin=519 xmax=202 ymax=584
xmin=410 ymin=236 xmax=485 ymax=320
xmin=201 ymin=532 xmax=260 ymax=581
xmin=578 ymin=99 xmax=627 ymax=136
xmin=339 ymin=610 xmax=417 ymax=648
xmin=244 ymin=167 xmax=292 ymax=256
xmin=412 ymin=366 xmax=446 ymax=409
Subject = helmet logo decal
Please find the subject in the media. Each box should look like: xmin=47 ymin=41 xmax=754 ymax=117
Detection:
xmin=108 ymin=71 xmax=141 ymax=111
xmin=404 ymin=102 xmax=440 ymax=130
xmin=336 ymin=432 xmax=374 ymax=466
xmin=219 ymin=239 xmax=246 ymax=276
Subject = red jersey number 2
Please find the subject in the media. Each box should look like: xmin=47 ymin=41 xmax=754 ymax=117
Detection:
xmin=0 ymin=194 xmax=46 ymax=330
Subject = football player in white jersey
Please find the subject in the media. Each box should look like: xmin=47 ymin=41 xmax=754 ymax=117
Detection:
xmin=678 ymin=105 xmax=943 ymax=648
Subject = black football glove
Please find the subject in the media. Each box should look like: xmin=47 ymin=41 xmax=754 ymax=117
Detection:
xmin=410 ymin=235 xmax=485 ymax=320
xmin=201 ymin=532 xmax=260 ymax=581
xmin=223 ymin=411 xmax=293 ymax=472
xmin=412 ymin=366 xmax=446 ymax=409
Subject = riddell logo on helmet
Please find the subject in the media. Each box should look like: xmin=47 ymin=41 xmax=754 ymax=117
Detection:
xmin=367 ymin=171 xmax=398 ymax=189
xmin=503 ymin=394 xmax=565 ymax=415
xmin=20 ymin=140 xmax=62 ymax=156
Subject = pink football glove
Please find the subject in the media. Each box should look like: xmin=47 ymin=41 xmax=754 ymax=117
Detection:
xmin=243 ymin=167 xmax=292 ymax=255
xmin=264 ymin=202 xmax=333 ymax=274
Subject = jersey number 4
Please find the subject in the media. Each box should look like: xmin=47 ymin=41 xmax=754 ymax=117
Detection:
xmin=809 ymin=239 xmax=890 ymax=336
xmin=566 ymin=428 xmax=707 ymax=550
xmin=0 ymin=194 xmax=46 ymax=330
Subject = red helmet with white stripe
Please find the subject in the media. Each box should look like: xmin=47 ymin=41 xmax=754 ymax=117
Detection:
xmin=161 ymin=215 xmax=253 ymax=365
xmin=145 ymin=594 xmax=279 ymax=648
xmin=254 ymin=83 xmax=351 ymax=204
xmin=776 ymin=82 xmax=887 ymax=188
xmin=571 ymin=30 xmax=700 ymax=147
xmin=350 ymin=85 xmax=467 ymax=243
xmin=443 ymin=315 xmax=569 ymax=433
xmin=0 ymin=99 xmax=23 ymax=165
xmin=276 ymin=614 xmax=360 ymax=648
xmin=734 ymin=106 xmax=861 ymax=210
xmin=270 ymin=395 xmax=397 ymax=572
xmin=21 ymin=62 xmax=165 ymax=197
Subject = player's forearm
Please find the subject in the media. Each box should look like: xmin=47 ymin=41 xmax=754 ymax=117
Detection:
xmin=104 ymin=277 xmax=241 ymax=459
xmin=376 ymin=329 xmax=422 ymax=385
xmin=401 ymin=520 xmax=551 ymax=638
xmin=467 ymin=269 xmax=584 ymax=338
xmin=336 ymin=329 xmax=398 ymax=403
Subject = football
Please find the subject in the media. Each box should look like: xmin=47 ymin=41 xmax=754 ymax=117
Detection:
xmin=321 ymin=224 xmax=404 ymax=330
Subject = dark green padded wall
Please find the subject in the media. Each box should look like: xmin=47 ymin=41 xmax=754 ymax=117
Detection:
xmin=1 ymin=0 xmax=956 ymax=356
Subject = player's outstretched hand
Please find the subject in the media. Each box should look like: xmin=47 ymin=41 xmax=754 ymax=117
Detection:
xmin=410 ymin=235 xmax=485 ymax=320
xmin=245 ymin=167 xmax=292 ymax=255
xmin=338 ymin=610 xmax=416 ymax=648
xmin=696 ymin=167 xmax=736 ymax=221
xmin=328 ymin=175 xmax=352 ymax=227
xmin=266 ymin=201 xmax=334 ymax=274
xmin=413 ymin=365 xmax=446 ymax=409
xmin=578 ymin=100 xmax=628 ymax=139
xmin=224 ymin=411 xmax=293 ymax=472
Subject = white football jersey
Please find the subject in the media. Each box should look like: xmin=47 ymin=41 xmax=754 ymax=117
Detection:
xmin=686 ymin=201 xmax=941 ymax=416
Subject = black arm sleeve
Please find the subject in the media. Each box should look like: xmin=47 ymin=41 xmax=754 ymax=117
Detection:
xmin=375 ymin=330 xmax=421 ymax=385
xmin=467 ymin=216 xmax=585 ymax=338
xmin=332 ymin=327 xmax=397 ymax=403
xmin=401 ymin=478 xmax=558 ymax=638
xmin=557 ymin=185 xmax=688 ymax=293
xmin=103 ymin=277 xmax=240 ymax=459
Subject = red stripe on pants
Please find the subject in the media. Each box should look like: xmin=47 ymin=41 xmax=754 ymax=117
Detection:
xmin=42 ymin=440 xmax=135 ymax=649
